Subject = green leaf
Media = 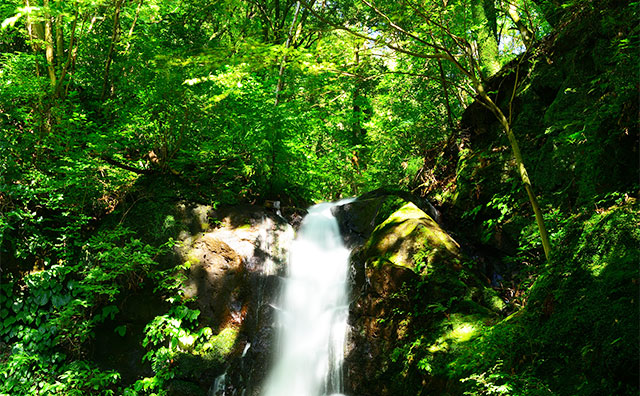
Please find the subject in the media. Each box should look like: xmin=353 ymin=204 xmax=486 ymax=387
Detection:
xmin=12 ymin=300 xmax=23 ymax=312
xmin=51 ymin=294 xmax=71 ymax=308
xmin=3 ymin=316 xmax=16 ymax=327
xmin=34 ymin=291 xmax=49 ymax=306
xmin=115 ymin=325 xmax=127 ymax=337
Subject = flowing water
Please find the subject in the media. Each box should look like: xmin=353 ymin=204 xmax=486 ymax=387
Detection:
xmin=262 ymin=201 xmax=352 ymax=396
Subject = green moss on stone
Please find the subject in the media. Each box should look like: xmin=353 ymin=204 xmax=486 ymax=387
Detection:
xmin=364 ymin=202 xmax=461 ymax=272
xmin=201 ymin=326 xmax=238 ymax=360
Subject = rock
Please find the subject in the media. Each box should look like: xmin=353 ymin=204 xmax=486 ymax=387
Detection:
xmin=333 ymin=187 xmax=442 ymax=249
xmin=172 ymin=205 xmax=294 ymax=395
xmin=332 ymin=197 xmax=384 ymax=248
xmin=181 ymin=236 xmax=244 ymax=328
xmin=339 ymin=192 xmax=469 ymax=396
xmin=362 ymin=202 xmax=461 ymax=272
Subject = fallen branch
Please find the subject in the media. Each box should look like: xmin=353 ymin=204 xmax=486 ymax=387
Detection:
xmin=99 ymin=156 xmax=152 ymax=175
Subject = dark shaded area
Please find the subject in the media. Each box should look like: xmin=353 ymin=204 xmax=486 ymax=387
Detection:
xmin=92 ymin=286 xmax=168 ymax=385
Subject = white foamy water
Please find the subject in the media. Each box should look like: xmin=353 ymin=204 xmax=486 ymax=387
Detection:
xmin=262 ymin=201 xmax=353 ymax=396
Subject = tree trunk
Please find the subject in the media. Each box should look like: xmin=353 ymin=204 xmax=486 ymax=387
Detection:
xmin=437 ymin=59 xmax=455 ymax=130
xmin=123 ymin=0 xmax=143 ymax=54
xmin=274 ymin=0 xmax=302 ymax=106
xmin=352 ymin=44 xmax=363 ymax=142
xmin=43 ymin=0 xmax=57 ymax=88
xmin=270 ymin=0 xmax=302 ymax=195
xmin=55 ymin=10 xmax=78 ymax=98
xmin=101 ymin=0 xmax=124 ymax=100
xmin=55 ymin=0 xmax=64 ymax=60
xmin=508 ymin=3 xmax=534 ymax=49
xmin=471 ymin=0 xmax=500 ymax=77
xmin=478 ymin=88 xmax=552 ymax=260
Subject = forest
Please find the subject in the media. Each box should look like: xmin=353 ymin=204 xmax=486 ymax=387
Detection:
xmin=0 ymin=0 xmax=638 ymax=395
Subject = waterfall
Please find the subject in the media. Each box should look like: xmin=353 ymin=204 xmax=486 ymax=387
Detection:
xmin=262 ymin=201 xmax=353 ymax=396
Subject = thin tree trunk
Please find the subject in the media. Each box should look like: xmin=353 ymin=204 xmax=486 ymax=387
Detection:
xmin=24 ymin=0 xmax=41 ymax=52
xmin=55 ymin=10 xmax=78 ymax=98
xmin=508 ymin=3 xmax=534 ymax=49
xmin=25 ymin=0 xmax=46 ymax=136
xmin=351 ymin=43 xmax=366 ymax=174
xmin=101 ymin=0 xmax=123 ymax=100
xmin=437 ymin=59 xmax=455 ymax=130
xmin=270 ymin=0 xmax=302 ymax=195
xmin=55 ymin=0 xmax=64 ymax=60
xmin=352 ymin=44 xmax=362 ymax=140
xmin=478 ymin=89 xmax=551 ymax=260
xmin=120 ymin=0 xmax=143 ymax=78
xmin=43 ymin=0 xmax=57 ymax=88
xmin=471 ymin=0 xmax=500 ymax=77
xmin=274 ymin=0 xmax=301 ymax=106
xmin=65 ymin=14 xmax=92 ymax=97
xmin=123 ymin=0 xmax=143 ymax=54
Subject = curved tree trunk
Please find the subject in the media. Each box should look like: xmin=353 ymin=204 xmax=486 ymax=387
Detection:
xmin=478 ymin=88 xmax=552 ymax=261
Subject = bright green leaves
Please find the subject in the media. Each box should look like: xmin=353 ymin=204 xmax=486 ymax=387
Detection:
xmin=137 ymin=304 xmax=240 ymax=393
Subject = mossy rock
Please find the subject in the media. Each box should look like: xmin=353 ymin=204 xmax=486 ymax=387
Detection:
xmin=345 ymin=192 xmax=498 ymax=396
xmin=333 ymin=188 xmax=439 ymax=249
xmin=363 ymin=202 xmax=462 ymax=273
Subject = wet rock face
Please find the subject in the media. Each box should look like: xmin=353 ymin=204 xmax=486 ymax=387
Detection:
xmin=336 ymin=193 xmax=463 ymax=396
xmin=174 ymin=204 xmax=294 ymax=396
xmin=345 ymin=262 xmax=418 ymax=396
xmin=332 ymin=197 xmax=386 ymax=249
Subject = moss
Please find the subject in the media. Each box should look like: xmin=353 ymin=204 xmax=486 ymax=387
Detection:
xmin=375 ymin=195 xmax=412 ymax=227
xmin=201 ymin=327 xmax=238 ymax=361
xmin=425 ymin=314 xmax=486 ymax=356
xmin=482 ymin=288 xmax=506 ymax=312
xmin=441 ymin=203 xmax=640 ymax=395
xmin=161 ymin=326 xmax=238 ymax=394
xmin=364 ymin=202 xmax=461 ymax=271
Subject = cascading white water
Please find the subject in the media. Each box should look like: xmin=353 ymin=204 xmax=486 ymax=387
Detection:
xmin=262 ymin=201 xmax=352 ymax=396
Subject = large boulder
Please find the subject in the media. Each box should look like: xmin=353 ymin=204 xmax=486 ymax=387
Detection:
xmin=361 ymin=201 xmax=461 ymax=272
xmin=338 ymin=192 xmax=499 ymax=395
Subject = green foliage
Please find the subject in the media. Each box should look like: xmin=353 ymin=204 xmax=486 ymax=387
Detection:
xmin=134 ymin=304 xmax=237 ymax=395
xmin=442 ymin=202 xmax=638 ymax=395
xmin=1 ymin=0 xmax=637 ymax=394
xmin=0 ymin=218 xmax=173 ymax=394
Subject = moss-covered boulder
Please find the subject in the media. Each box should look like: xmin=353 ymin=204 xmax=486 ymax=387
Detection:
xmin=362 ymin=202 xmax=461 ymax=273
xmin=333 ymin=187 xmax=442 ymax=249
xmin=341 ymin=192 xmax=500 ymax=396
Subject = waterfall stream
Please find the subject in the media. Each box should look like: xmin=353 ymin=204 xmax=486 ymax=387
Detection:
xmin=262 ymin=201 xmax=352 ymax=396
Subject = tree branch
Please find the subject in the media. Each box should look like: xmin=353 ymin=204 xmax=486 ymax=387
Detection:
xmin=99 ymin=156 xmax=153 ymax=175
